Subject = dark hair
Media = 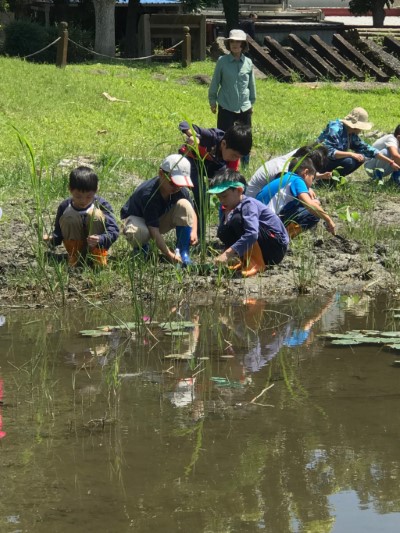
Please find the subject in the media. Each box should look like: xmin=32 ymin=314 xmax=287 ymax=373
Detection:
xmin=69 ymin=166 xmax=98 ymax=192
xmin=293 ymin=144 xmax=328 ymax=173
xmin=288 ymin=157 xmax=316 ymax=177
xmin=394 ymin=125 xmax=400 ymax=137
xmin=223 ymin=124 xmax=252 ymax=156
xmin=210 ymin=168 xmax=247 ymax=191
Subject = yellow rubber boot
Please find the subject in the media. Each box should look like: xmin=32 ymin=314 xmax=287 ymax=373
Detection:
xmin=286 ymin=222 xmax=302 ymax=239
xmin=91 ymin=247 xmax=108 ymax=267
xmin=241 ymin=242 xmax=266 ymax=278
xmin=63 ymin=239 xmax=85 ymax=267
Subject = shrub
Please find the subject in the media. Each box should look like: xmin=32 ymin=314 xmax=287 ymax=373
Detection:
xmin=3 ymin=19 xmax=48 ymax=58
xmin=3 ymin=19 xmax=94 ymax=63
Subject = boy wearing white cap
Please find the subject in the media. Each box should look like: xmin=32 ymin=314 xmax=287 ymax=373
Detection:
xmin=318 ymin=107 xmax=399 ymax=179
xmin=208 ymin=29 xmax=256 ymax=137
xmin=120 ymin=154 xmax=198 ymax=266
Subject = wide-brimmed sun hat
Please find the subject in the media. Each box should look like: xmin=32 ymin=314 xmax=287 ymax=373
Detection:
xmin=160 ymin=154 xmax=193 ymax=187
xmin=341 ymin=107 xmax=373 ymax=131
xmin=225 ymin=29 xmax=249 ymax=52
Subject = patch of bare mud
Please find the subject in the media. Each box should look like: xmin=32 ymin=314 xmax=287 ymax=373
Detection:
xmin=1 ymin=199 xmax=400 ymax=307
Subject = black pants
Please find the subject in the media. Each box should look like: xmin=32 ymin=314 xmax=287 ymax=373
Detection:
xmin=217 ymin=211 xmax=287 ymax=266
xmin=217 ymin=106 xmax=252 ymax=132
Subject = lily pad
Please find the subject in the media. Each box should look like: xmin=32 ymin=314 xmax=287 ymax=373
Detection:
xmin=210 ymin=377 xmax=246 ymax=388
xmin=159 ymin=321 xmax=196 ymax=331
xmin=79 ymin=330 xmax=112 ymax=337
xmin=385 ymin=344 xmax=400 ymax=350
xmin=164 ymin=331 xmax=190 ymax=337
xmin=164 ymin=353 xmax=193 ymax=360
xmin=331 ymin=339 xmax=364 ymax=345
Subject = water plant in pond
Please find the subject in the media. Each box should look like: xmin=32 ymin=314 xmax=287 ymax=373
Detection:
xmin=320 ymin=330 xmax=400 ymax=347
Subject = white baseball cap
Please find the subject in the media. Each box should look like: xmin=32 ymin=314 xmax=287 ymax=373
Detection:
xmin=160 ymin=154 xmax=193 ymax=187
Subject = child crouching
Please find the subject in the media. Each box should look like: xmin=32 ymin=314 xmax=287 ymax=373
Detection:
xmin=208 ymin=169 xmax=289 ymax=277
xmin=45 ymin=166 xmax=119 ymax=266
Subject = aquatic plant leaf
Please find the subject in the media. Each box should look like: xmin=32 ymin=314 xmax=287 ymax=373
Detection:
xmin=331 ymin=339 xmax=364 ymax=345
xmin=379 ymin=332 xmax=400 ymax=337
xmin=159 ymin=321 xmax=196 ymax=331
xmin=385 ymin=345 xmax=400 ymax=350
xmin=392 ymin=360 xmax=400 ymax=366
xmin=319 ymin=333 xmax=365 ymax=340
xmin=164 ymin=332 xmax=190 ymax=337
xmin=164 ymin=353 xmax=193 ymax=360
xmin=210 ymin=377 xmax=245 ymax=388
xmin=79 ymin=330 xmax=112 ymax=337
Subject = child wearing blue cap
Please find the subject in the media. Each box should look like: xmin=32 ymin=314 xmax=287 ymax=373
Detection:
xmin=207 ymin=169 xmax=289 ymax=277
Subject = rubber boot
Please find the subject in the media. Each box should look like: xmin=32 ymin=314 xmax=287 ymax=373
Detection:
xmin=286 ymin=222 xmax=302 ymax=239
xmin=372 ymin=169 xmax=384 ymax=181
xmin=241 ymin=241 xmax=265 ymax=278
xmin=228 ymin=259 xmax=242 ymax=271
xmin=390 ymin=170 xmax=400 ymax=187
xmin=63 ymin=239 xmax=85 ymax=267
xmin=241 ymin=154 xmax=250 ymax=167
xmin=91 ymin=247 xmax=108 ymax=267
xmin=175 ymin=226 xmax=193 ymax=266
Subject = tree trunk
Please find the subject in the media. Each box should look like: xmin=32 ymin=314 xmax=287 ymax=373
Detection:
xmin=92 ymin=0 xmax=116 ymax=57
xmin=371 ymin=0 xmax=387 ymax=27
xmin=221 ymin=0 xmax=239 ymax=35
xmin=124 ymin=0 xmax=141 ymax=57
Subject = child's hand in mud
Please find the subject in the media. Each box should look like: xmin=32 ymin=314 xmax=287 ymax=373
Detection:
xmin=43 ymin=234 xmax=54 ymax=247
xmin=87 ymin=235 xmax=100 ymax=249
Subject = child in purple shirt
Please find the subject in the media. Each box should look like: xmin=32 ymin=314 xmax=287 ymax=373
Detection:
xmin=207 ymin=169 xmax=289 ymax=277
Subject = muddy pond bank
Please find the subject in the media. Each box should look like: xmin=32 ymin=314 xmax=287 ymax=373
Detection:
xmin=1 ymin=185 xmax=400 ymax=308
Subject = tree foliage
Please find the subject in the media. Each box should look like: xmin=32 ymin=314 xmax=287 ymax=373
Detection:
xmin=349 ymin=0 xmax=394 ymax=27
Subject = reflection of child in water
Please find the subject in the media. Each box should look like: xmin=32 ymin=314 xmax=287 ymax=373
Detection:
xmin=219 ymin=295 xmax=338 ymax=373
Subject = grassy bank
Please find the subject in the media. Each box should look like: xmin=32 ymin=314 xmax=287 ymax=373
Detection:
xmin=1 ymin=56 xmax=400 ymax=305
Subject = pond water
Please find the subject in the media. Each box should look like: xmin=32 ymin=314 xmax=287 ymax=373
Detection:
xmin=1 ymin=292 xmax=400 ymax=532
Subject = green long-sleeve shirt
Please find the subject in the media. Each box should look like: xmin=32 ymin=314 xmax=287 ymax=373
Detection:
xmin=208 ymin=53 xmax=256 ymax=113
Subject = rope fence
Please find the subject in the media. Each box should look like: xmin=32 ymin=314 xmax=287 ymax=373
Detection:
xmin=20 ymin=21 xmax=191 ymax=68
xmin=68 ymin=37 xmax=184 ymax=61
xmin=23 ymin=37 xmax=61 ymax=59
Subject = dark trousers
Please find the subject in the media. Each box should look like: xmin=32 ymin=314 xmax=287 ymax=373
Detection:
xmin=279 ymin=204 xmax=319 ymax=231
xmin=324 ymin=157 xmax=363 ymax=177
xmin=217 ymin=211 xmax=287 ymax=266
xmin=217 ymin=106 xmax=252 ymax=132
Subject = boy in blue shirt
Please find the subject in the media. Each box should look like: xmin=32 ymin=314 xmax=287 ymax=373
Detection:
xmin=45 ymin=166 xmax=119 ymax=267
xmin=207 ymin=169 xmax=289 ymax=277
xmin=256 ymin=158 xmax=336 ymax=238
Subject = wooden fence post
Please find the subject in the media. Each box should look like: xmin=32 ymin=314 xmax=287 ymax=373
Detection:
xmin=182 ymin=26 xmax=191 ymax=68
xmin=56 ymin=21 xmax=68 ymax=68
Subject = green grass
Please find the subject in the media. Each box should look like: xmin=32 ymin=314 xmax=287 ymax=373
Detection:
xmin=1 ymin=56 xmax=400 ymax=301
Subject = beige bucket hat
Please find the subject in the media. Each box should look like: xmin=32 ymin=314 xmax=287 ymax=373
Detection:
xmin=341 ymin=107 xmax=373 ymax=130
xmin=225 ymin=29 xmax=249 ymax=52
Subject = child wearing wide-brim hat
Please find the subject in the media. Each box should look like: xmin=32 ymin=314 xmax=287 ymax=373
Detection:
xmin=317 ymin=107 xmax=399 ymax=180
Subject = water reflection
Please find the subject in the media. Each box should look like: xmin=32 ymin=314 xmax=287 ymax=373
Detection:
xmin=1 ymin=293 xmax=400 ymax=532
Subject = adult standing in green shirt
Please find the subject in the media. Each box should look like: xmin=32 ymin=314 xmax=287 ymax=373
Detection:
xmin=208 ymin=29 xmax=256 ymax=164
